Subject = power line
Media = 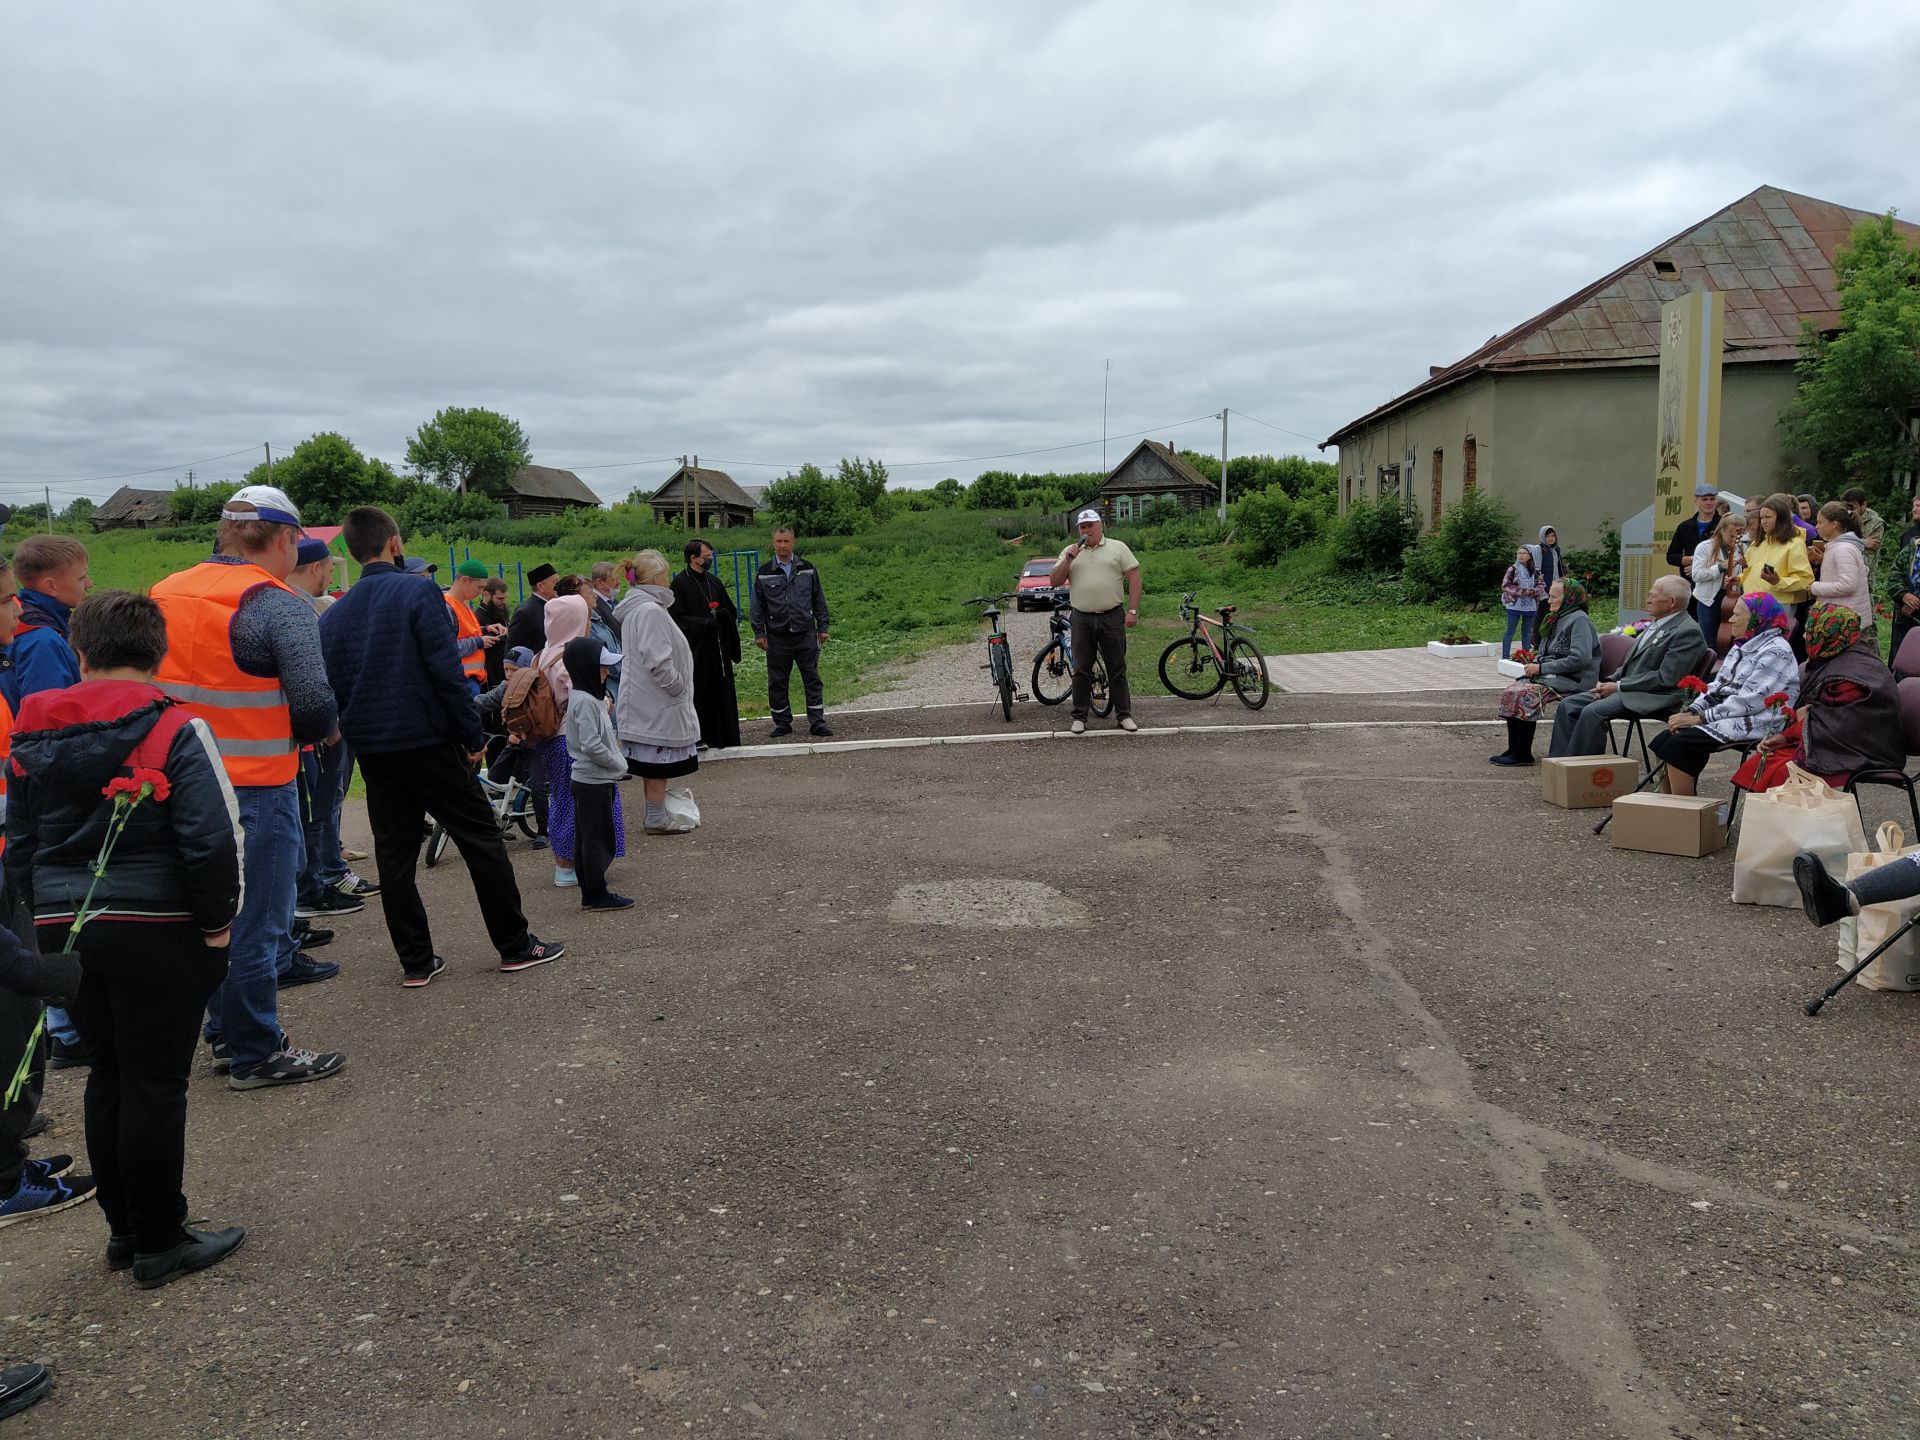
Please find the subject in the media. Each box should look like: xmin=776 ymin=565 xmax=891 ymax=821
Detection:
xmin=1229 ymin=409 xmax=1325 ymax=445
xmin=0 ymin=445 xmax=263 ymax=486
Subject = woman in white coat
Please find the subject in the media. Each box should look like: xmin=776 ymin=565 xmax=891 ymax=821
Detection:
xmin=613 ymin=549 xmax=702 ymax=835
xmin=1690 ymin=514 xmax=1742 ymax=652
xmin=1808 ymin=501 xmax=1873 ymax=628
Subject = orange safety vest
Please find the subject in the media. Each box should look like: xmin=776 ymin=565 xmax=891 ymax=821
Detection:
xmin=447 ymin=593 xmax=487 ymax=682
xmin=150 ymin=561 xmax=300 ymax=787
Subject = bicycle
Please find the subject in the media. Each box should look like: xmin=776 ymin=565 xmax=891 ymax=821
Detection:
xmin=1158 ymin=592 xmax=1271 ymax=709
xmin=963 ymin=593 xmax=1021 ymax=722
xmin=426 ymin=761 xmax=541 ymax=867
xmin=1029 ymin=597 xmax=1113 ymax=717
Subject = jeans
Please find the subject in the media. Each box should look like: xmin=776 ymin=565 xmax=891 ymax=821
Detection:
xmin=68 ymin=922 xmax=227 ymax=1250
xmin=296 ymin=740 xmax=352 ymax=906
xmin=358 ymin=743 xmax=531 ymax=971
xmin=766 ymin=632 xmax=825 ymax=727
xmin=1501 ymin=608 xmax=1536 ymax=659
xmin=1693 ymin=598 xmax=1722 ymax=654
xmin=1070 ymin=605 xmax=1132 ymax=720
xmin=205 ymin=782 xmax=301 ymax=1070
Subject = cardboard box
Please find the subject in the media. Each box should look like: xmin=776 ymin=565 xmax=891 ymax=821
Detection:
xmin=1610 ymin=793 xmax=1729 ymax=857
xmin=1540 ymin=756 xmax=1639 ymax=809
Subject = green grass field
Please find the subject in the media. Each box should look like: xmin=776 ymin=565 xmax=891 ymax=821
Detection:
xmin=73 ymin=513 xmax=1621 ymax=713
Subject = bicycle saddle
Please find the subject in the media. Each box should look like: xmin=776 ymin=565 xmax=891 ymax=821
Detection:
xmin=1219 ymin=604 xmax=1237 ymax=616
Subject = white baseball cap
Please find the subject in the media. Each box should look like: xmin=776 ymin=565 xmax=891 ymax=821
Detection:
xmin=221 ymin=484 xmax=303 ymax=528
xmin=1074 ymin=508 xmax=1101 ymax=525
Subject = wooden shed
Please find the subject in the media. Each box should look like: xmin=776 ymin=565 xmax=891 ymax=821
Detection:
xmin=500 ymin=465 xmax=602 ymax=520
xmin=1075 ymin=441 xmax=1217 ymax=526
xmin=91 ymin=485 xmax=177 ymax=531
xmin=649 ymin=462 xmax=760 ymax=528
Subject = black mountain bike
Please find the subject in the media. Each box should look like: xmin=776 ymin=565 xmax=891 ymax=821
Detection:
xmin=964 ymin=593 xmax=1021 ymax=722
xmin=1158 ymin=592 xmax=1271 ymax=709
xmin=1030 ymin=599 xmax=1112 ymax=717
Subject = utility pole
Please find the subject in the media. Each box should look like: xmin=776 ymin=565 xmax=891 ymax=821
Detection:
xmin=680 ymin=454 xmax=689 ymax=527
xmin=264 ymin=441 xmax=273 ymax=474
xmin=1102 ymin=359 xmax=1110 ymax=471
xmin=1217 ymin=409 xmax=1229 ymax=522
xmin=44 ymin=486 xmax=53 ymax=532
xmin=693 ymin=454 xmax=702 ymax=531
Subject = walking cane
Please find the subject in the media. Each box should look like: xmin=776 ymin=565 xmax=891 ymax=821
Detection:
xmin=1803 ymin=912 xmax=1920 ymax=1016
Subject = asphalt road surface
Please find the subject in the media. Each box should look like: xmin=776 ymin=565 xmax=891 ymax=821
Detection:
xmin=3 ymin=716 xmax=1912 ymax=1439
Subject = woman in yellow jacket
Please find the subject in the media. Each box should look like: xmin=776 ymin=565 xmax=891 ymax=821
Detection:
xmin=1740 ymin=490 xmax=1815 ymax=656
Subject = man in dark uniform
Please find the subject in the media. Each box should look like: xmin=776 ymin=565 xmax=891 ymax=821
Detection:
xmin=1666 ymin=483 xmax=1718 ymax=577
xmin=505 ymin=563 xmax=558 ymax=655
xmin=748 ymin=527 xmax=831 ymax=739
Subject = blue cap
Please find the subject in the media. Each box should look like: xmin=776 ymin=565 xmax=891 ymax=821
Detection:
xmin=506 ymin=646 xmax=534 ymax=669
xmin=296 ymin=538 xmax=330 ymax=567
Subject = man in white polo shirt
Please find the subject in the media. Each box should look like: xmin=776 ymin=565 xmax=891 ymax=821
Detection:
xmin=1049 ymin=508 xmax=1142 ymax=734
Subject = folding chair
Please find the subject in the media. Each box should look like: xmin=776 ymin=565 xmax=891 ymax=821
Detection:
xmin=1844 ymin=676 xmax=1920 ymax=835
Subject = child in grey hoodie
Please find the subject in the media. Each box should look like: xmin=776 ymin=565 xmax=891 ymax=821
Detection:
xmin=560 ymin=637 xmax=632 ymax=911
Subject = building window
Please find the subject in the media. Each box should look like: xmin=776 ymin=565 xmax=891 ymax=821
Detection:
xmin=1376 ymin=464 xmax=1401 ymax=503
xmin=1115 ymin=495 xmax=1132 ymax=521
xmin=1430 ymin=449 xmax=1444 ymax=527
xmin=1344 ymin=476 xmax=1353 ymax=508
xmin=1463 ymin=436 xmax=1478 ymax=494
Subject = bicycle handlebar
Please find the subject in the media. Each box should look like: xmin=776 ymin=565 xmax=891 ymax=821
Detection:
xmin=962 ymin=593 xmax=1016 ymax=607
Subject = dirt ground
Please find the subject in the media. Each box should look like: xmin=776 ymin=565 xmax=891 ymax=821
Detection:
xmin=2 ymin=705 xmax=1912 ymax=1440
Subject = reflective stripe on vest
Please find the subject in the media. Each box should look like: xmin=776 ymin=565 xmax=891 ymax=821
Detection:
xmin=150 ymin=561 xmax=301 ymax=787
xmin=448 ymin=594 xmax=487 ymax=681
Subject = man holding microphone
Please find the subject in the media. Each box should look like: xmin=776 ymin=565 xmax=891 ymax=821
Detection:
xmin=1050 ymin=508 xmax=1141 ymax=735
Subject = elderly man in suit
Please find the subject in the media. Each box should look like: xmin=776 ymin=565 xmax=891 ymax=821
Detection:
xmin=1549 ymin=574 xmax=1709 ymax=757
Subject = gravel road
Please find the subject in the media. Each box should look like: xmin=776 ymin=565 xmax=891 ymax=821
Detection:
xmin=4 ymin=718 xmax=1912 ymax=1438
xmin=853 ymin=604 xmax=1058 ymax=710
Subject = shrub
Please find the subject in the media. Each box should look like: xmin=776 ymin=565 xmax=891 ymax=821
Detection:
xmin=1400 ymin=490 xmax=1520 ymax=604
xmin=1329 ymin=497 xmax=1416 ymax=573
xmin=1561 ymin=518 xmax=1621 ymax=598
xmin=764 ymin=465 xmax=873 ymax=536
xmin=394 ymin=486 xmax=504 ymax=540
xmin=1235 ymin=485 xmax=1325 ymax=565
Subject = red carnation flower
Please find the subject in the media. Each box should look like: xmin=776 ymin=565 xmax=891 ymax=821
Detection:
xmin=130 ymin=768 xmax=171 ymax=802
xmin=1764 ymin=691 xmax=1791 ymax=710
xmin=1677 ymin=675 xmax=1709 ymax=695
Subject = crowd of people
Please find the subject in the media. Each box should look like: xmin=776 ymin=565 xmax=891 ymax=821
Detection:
xmin=1489 ymin=482 xmax=1911 ymax=795
xmin=0 ymin=488 xmax=884 ymax=1336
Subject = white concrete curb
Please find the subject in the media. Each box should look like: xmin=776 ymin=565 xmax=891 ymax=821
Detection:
xmin=705 ymin=717 xmax=1503 ymax=762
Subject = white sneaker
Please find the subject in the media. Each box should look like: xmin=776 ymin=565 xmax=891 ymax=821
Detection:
xmin=645 ymin=813 xmax=698 ymax=835
xmin=1069 ymin=719 xmax=1086 ymax=735
xmin=1118 ymin=717 xmax=1138 ymax=732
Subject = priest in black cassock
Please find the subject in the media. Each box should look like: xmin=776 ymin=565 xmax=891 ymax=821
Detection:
xmin=669 ymin=538 xmax=743 ymax=750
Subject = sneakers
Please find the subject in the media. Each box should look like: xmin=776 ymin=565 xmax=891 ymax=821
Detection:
xmin=500 ymin=937 xmax=566 ymax=973
xmin=1117 ymin=717 xmax=1138 ymax=733
xmin=227 ymin=1046 xmax=347 ymax=1091
xmin=293 ymin=922 xmax=335 ymax=950
xmin=49 ymin=1037 xmax=93 ymax=1070
xmin=0 ymin=1170 xmax=97 ymax=1229
xmin=809 ymin=722 xmax=834 ymax=737
xmin=1488 ymin=753 xmax=1534 ymax=767
xmin=295 ymin=889 xmax=364 ymax=919
xmin=644 ymin=814 xmax=697 ymax=835
xmin=279 ymin=951 xmax=340 ymax=987
xmin=208 ymin=1039 xmax=232 ymax=1075
xmin=339 ymin=846 xmax=369 ymax=863
xmin=1793 ymin=850 xmax=1858 ymax=929
xmin=336 ymin=873 xmax=380 ymax=899
xmin=1069 ymin=719 xmax=1086 ymax=735
xmin=133 ymin=1224 xmax=246 ymax=1290
xmin=26 ymin=1155 xmax=73 ymax=1181
xmin=768 ymin=723 xmax=794 ymax=739
xmin=0 ymin=1361 xmax=52 ymax=1421
xmin=554 ymin=867 xmax=579 ymax=888
xmin=400 ymin=954 xmax=447 ymax=989
xmin=583 ymin=892 xmax=636 ymax=910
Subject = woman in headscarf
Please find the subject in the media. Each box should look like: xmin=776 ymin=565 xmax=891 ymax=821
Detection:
xmin=1490 ymin=576 xmax=1598 ymax=766
xmin=536 ymin=594 xmax=625 ymax=886
xmin=1738 ymin=603 xmax=1904 ymax=792
xmin=1524 ymin=525 xmax=1563 ymax=592
xmin=1648 ymin=592 xmax=1799 ymax=796
xmin=669 ymin=538 xmax=742 ymax=750
xmin=614 ymin=550 xmax=701 ymax=834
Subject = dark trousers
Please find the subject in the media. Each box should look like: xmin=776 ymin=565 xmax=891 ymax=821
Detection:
xmin=358 ymin=743 xmax=531 ymax=969
xmin=766 ymin=632 xmax=825 ymax=726
xmin=1549 ymin=690 xmax=1641 ymax=756
xmin=1892 ymin=616 xmax=1918 ymax=677
xmin=0 ymin=875 xmax=41 ymax=1195
xmin=571 ymin=781 xmax=618 ymax=901
xmin=67 ymin=922 xmax=227 ymax=1250
xmin=1070 ymin=605 xmax=1132 ymax=720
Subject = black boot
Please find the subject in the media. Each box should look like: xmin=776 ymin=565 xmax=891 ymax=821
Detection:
xmin=1489 ymin=718 xmax=1537 ymax=767
xmin=1793 ymin=851 xmax=1858 ymax=929
xmin=132 ymin=1224 xmax=246 ymax=1290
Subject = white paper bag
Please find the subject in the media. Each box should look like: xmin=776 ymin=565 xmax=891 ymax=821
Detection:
xmin=663 ymin=786 xmax=701 ymax=829
xmin=1838 ymin=821 xmax=1920 ymax=991
xmin=1730 ymin=763 xmax=1869 ymax=907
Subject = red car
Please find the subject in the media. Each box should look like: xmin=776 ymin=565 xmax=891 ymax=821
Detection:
xmin=1015 ymin=558 xmax=1064 ymax=611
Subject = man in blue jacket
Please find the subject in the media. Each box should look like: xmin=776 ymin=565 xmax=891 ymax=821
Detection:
xmin=320 ymin=508 xmax=563 ymax=987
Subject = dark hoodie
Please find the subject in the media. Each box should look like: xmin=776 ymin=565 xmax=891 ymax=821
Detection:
xmin=5 ymin=680 xmax=243 ymax=938
xmin=561 ymin=638 xmax=624 ymax=784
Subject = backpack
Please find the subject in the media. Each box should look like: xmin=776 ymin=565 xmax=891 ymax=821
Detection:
xmin=500 ymin=665 xmax=562 ymax=743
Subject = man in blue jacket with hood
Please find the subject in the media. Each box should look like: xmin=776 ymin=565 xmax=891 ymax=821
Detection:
xmin=320 ymin=507 xmax=563 ymax=987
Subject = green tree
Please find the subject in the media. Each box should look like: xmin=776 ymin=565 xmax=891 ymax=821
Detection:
xmin=765 ymin=464 xmax=872 ymax=535
xmin=967 ymin=471 xmax=1021 ymax=509
xmin=57 ymin=496 xmax=96 ymax=527
xmin=1780 ymin=212 xmax=1920 ymax=497
xmin=405 ymin=406 xmax=531 ymax=494
xmin=169 ymin=481 xmax=239 ymax=524
xmin=837 ymin=456 xmax=892 ymax=519
xmin=1234 ymin=485 xmax=1324 ymax=564
xmin=929 ymin=477 xmax=966 ymax=507
xmin=249 ymin=432 xmax=388 ymax=521
xmin=1401 ymin=490 xmax=1520 ymax=603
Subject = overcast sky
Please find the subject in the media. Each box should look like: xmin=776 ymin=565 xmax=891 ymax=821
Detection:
xmin=4 ymin=1 xmax=1918 ymax=507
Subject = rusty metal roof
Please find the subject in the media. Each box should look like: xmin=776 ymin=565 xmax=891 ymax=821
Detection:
xmin=1324 ymin=185 xmax=1920 ymax=446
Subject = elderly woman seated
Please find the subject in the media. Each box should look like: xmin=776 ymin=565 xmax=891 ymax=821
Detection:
xmin=1733 ymin=603 xmax=1905 ymax=792
xmin=1490 ymin=576 xmax=1598 ymax=766
xmin=1647 ymin=592 xmax=1799 ymax=796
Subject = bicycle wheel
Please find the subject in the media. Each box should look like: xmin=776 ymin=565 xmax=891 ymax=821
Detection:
xmin=1089 ymin=656 xmax=1114 ymax=718
xmin=1159 ymin=636 xmax=1224 ymax=699
xmin=1030 ymin=642 xmax=1073 ymax=706
xmin=990 ymin=642 xmax=1014 ymax=722
xmin=425 ymin=820 xmax=451 ymax=868
xmin=512 ymin=802 xmax=541 ymax=840
xmin=1227 ymin=637 xmax=1270 ymax=710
